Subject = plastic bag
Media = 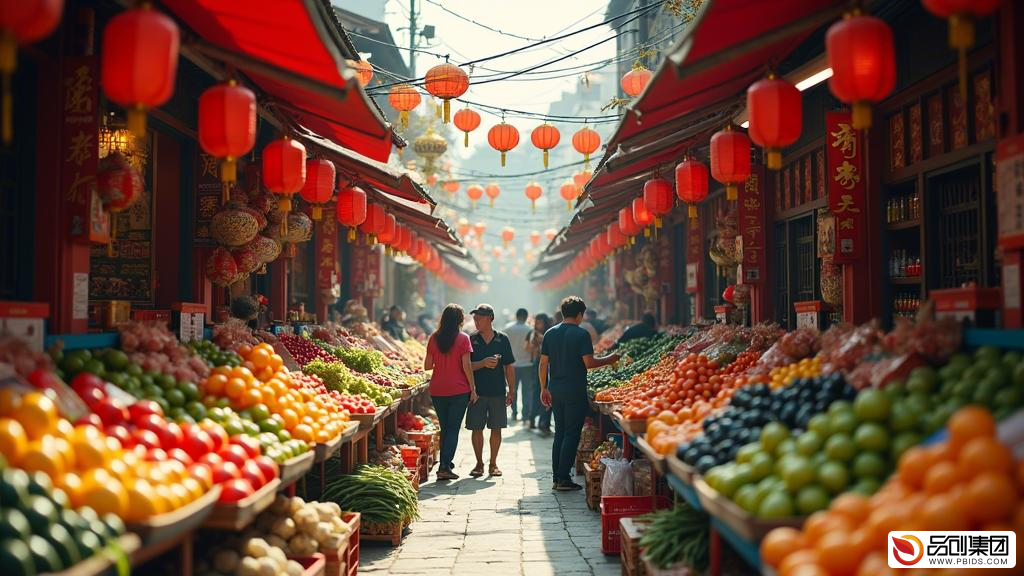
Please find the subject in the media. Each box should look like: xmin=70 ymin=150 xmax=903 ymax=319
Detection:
xmin=600 ymin=457 xmax=634 ymax=496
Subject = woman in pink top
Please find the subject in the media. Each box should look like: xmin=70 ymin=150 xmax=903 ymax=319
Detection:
xmin=424 ymin=304 xmax=478 ymax=480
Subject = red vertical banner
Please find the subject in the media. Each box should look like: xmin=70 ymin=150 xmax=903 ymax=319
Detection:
xmin=739 ymin=167 xmax=765 ymax=285
xmin=315 ymin=216 xmax=339 ymax=322
xmin=826 ymin=111 xmax=865 ymax=263
xmin=686 ymin=217 xmax=702 ymax=294
xmin=349 ymin=244 xmax=368 ymax=304
xmin=61 ymin=57 xmax=105 ymax=245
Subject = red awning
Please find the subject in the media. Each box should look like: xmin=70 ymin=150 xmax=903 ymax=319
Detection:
xmin=164 ymin=0 xmax=396 ymax=161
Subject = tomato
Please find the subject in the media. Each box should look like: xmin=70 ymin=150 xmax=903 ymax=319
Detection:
xmin=132 ymin=428 xmax=162 ymax=450
xmin=180 ymin=427 xmax=215 ymax=460
xmin=230 ymin=434 xmax=261 ymax=459
xmin=218 ymin=478 xmax=254 ymax=502
xmin=166 ymin=448 xmax=194 ymax=466
xmin=253 ymin=455 xmax=279 ymax=482
xmin=241 ymin=460 xmax=267 ymax=488
xmin=211 ymin=461 xmax=241 ymax=484
xmin=218 ymin=443 xmax=250 ymax=467
xmin=128 ymin=400 xmax=163 ymax=423
xmin=94 ymin=397 xmax=129 ymax=426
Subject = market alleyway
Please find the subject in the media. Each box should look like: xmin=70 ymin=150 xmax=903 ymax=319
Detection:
xmin=359 ymin=425 xmax=620 ymax=576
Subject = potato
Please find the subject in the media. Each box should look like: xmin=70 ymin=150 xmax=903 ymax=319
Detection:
xmin=269 ymin=494 xmax=290 ymax=515
xmin=213 ymin=549 xmax=240 ymax=574
xmin=235 ymin=556 xmax=259 ymax=576
xmin=271 ymin=517 xmax=297 ymax=540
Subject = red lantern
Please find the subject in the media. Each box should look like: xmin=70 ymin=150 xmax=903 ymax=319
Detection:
xmin=619 ymin=207 xmax=639 ymax=242
xmin=378 ymin=214 xmax=397 ymax=247
xmin=747 ymin=74 xmax=801 ymax=170
xmin=263 ymin=136 xmax=307 ymax=235
xmin=457 ymin=218 xmax=471 ymax=238
xmin=710 ymin=125 xmax=750 ymax=201
xmin=826 ymin=11 xmax=896 ymax=130
xmin=643 ymin=177 xmax=673 ymax=228
xmin=485 ymin=182 xmax=501 ymax=207
xmin=723 ymin=285 xmax=736 ymax=304
xmin=426 ymin=174 xmax=438 ymax=187
xmin=530 ymin=230 xmax=541 ymax=247
xmin=559 ymin=180 xmax=579 ymax=211
xmin=466 ymin=184 xmax=484 ymax=208
xmin=620 ymin=65 xmax=652 ymax=98
xmin=359 ymin=202 xmax=386 ymax=243
xmin=632 ymin=197 xmax=653 ymax=236
xmin=922 ymin=0 xmax=1000 ymax=98
xmin=199 ymin=80 xmax=256 ymax=195
xmin=572 ymin=126 xmax=601 ymax=164
xmin=573 ymin=170 xmax=592 ymax=191
xmin=676 ymin=157 xmax=709 ymax=219
xmin=530 ymin=123 xmax=561 ymax=168
xmin=488 ymin=122 xmax=520 ymax=167
xmin=453 ymin=107 xmax=481 ymax=147
xmin=524 ymin=182 xmax=542 ymax=212
xmin=206 ymin=247 xmax=239 ymax=287
xmin=387 ymin=84 xmax=421 ymax=130
xmin=0 ymin=0 xmax=62 ymax=143
xmin=97 ymin=152 xmax=144 ymax=255
xmin=607 ymin=222 xmax=626 ymax=250
xmin=501 ymin=227 xmax=515 ymax=248
xmin=346 ymin=59 xmax=373 ymax=87
xmin=545 ymin=228 xmax=557 ymax=242
xmin=101 ymin=5 xmax=179 ymax=138
xmin=442 ymin=180 xmax=460 ymax=196
xmin=424 ymin=63 xmax=469 ymax=123
xmin=393 ymin=225 xmax=409 ymax=253
xmin=474 ymin=222 xmax=486 ymax=237
xmin=298 ymin=158 xmax=335 ymax=220
xmin=336 ymin=186 xmax=367 ymax=241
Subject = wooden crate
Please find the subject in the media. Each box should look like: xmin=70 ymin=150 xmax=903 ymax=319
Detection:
xmin=324 ymin=512 xmax=360 ymax=576
xmin=576 ymin=448 xmax=594 ymax=476
xmin=583 ymin=462 xmax=602 ymax=511
xmin=620 ymin=517 xmax=647 ymax=576
xmin=360 ymin=518 xmax=409 ymax=547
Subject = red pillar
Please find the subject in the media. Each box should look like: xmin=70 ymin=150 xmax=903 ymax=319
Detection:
xmin=999 ymin=1 xmax=1024 ymax=328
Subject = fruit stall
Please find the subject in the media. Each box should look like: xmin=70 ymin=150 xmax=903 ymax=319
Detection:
xmin=578 ymin=316 xmax=1024 ymax=575
xmin=0 ymin=314 xmax=439 ymax=576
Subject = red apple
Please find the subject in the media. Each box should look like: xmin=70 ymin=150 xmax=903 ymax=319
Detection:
xmin=252 ymin=456 xmax=279 ymax=482
xmin=131 ymin=428 xmax=161 ymax=451
xmin=75 ymin=413 xmax=104 ymax=429
xmin=104 ymin=424 xmax=133 ymax=447
xmin=189 ymin=462 xmax=214 ymax=487
xmin=145 ymin=448 xmax=169 ymax=462
xmin=229 ymin=435 xmax=261 ymax=459
xmin=218 ymin=444 xmax=249 ymax=468
xmin=29 ymin=369 xmax=64 ymax=392
xmin=211 ymin=461 xmax=241 ymax=484
xmin=241 ymin=460 xmax=266 ymax=489
xmin=128 ymin=399 xmax=163 ymax=423
xmin=181 ymin=428 xmax=214 ymax=461
xmin=197 ymin=453 xmax=224 ymax=468
xmin=94 ymin=397 xmax=129 ymax=426
xmin=200 ymin=422 xmax=228 ymax=452
xmin=166 ymin=448 xmax=193 ymax=466
xmin=218 ymin=478 xmax=254 ymax=503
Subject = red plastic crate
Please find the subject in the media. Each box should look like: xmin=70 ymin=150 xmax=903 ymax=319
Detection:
xmin=600 ymin=496 xmax=671 ymax=555
xmin=344 ymin=512 xmax=360 ymax=576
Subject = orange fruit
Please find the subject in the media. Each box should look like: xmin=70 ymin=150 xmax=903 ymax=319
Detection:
xmin=250 ymin=347 xmax=271 ymax=369
xmin=315 ymin=429 xmax=331 ymax=443
xmin=815 ymin=530 xmax=861 ymax=576
xmin=761 ymin=527 xmax=807 ymax=568
xmin=788 ymin=565 xmax=828 ymax=576
xmin=918 ymin=493 xmax=970 ymax=531
xmin=54 ymin=418 xmax=73 ymax=440
xmin=236 ymin=344 xmax=253 ymax=358
xmin=964 ymin=471 xmax=1018 ymax=523
xmin=897 ymin=446 xmax=933 ymax=489
xmin=20 ymin=436 xmax=64 ymax=478
xmin=181 ymin=477 xmax=205 ymax=501
xmin=947 ymin=406 xmax=995 ymax=447
xmin=169 ymin=483 xmax=191 ymax=506
xmin=923 ymin=460 xmax=960 ymax=494
xmin=205 ymin=374 xmax=229 ymax=396
xmin=0 ymin=418 xmax=28 ymax=465
xmin=0 ymin=388 xmax=21 ymax=417
xmin=830 ymin=493 xmax=871 ymax=525
xmin=292 ymin=424 xmax=314 ymax=443
xmin=804 ymin=511 xmax=851 ymax=544
xmin=269 ymin=354 xmax=284 ymax=372
xmin=155 ymin=483 xmax=181 ymax=511
xmin=59 ymin=472 xmax=84 ymax=508
xmin=15 ymin=392 xmax=58 ymax=440
xmin=225 ymin=378 xmax=247 ymax=400
xmin=957 ymin=436 xmax=1013 ymax=476
xmin=779 ymin=549 xmax=823 ymax=576
xmin=124 ymin=479 xmax=161 ymax=522
xmin=280 ymin=408 xmax=299 ymax=430
xmin=239 ymin=388 xmax=262 ymax=408
xmin=81 ymin=477 xmax=128 ymax=517
xmin=231 ymin=366 xmax=254 ymax=385
xmin=857 ymin=551 xmax=898 ymax=576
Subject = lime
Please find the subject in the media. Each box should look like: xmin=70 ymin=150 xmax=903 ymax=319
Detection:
xmin=142 ymin=384 xmax=164 ymax=399
xmin=718 ymin=471 xmax=744 ymax=498
xmin=82 ymin=359 xmax=106 ymax=377
xmin=807 ymin=414 xmax=830 ymax=436
xmin=828 ymin=400 xmax=853 ymax=416
xmin=125 ymin=364 xmax=143 ymax=377
xmin=887 ymin=401 xmax=918 ymax=432
xmin=168 ymin=407 xmax=186 ymax=421
xmin=757 ymin=491 xmax=795 ymax=519
xmin=853 ymin=423 xmax=890 ymax=451
xmin=224 ymin=420 xmax=245 ymax=436
xmin=276 ymin=430 xmax=292 ymax=443
xmin=734 ymin=484 xmax=761 ymax=513
xmin=736 ymin=442 xmax=761 ymax=464
xmin=242 ymin=420 xmax=260 ymax=436
xmin=890 ymin=432 xmax=922 ymax=460
xmin=854 ymin=389 xmax=891 ymax=422
xmin=828 ymin=410 xmax=858 ymax=435
xmin=852 ymin=451 xmax=887 ymax=479
xmin=795 ymin=431 xmax=823 ymax=456
xmin=102 ymin=349 xmax=130 ymax=372
xmin=781 ymin=456 xmax=815 ymax=493
xmin=165 ymin=389 xmax=186 ymax=408
xmin=154 ymin=397 xmax=171 ymax=415
xmin=994 ymin=387 xmax=1022 ymax=411
xmin=817 ymin=461 xmax=849 ymax=494
xmin=906 ymin=366 xmax=937 ymax=394
xmin=179 ymin=382 xmax=200 ymax=402
xmin=824 ymin=434 xmax=856 ymax=462
xmin=250 ymin=404 xmax=271 ymax=422
xmin=749 ymin=452 xmax=773 ymax=481
xmin=796 ymin=484 xmax=831 ymax=515
xmin=157 ymin=374 xmax=177 ymax=390
xmin=850 ymin=478 xmax=881 ymax=496
xmin=759 ymin=422 xmax=790 ymax=455
xmin=185 ymin=402 xmax=207 ymax=421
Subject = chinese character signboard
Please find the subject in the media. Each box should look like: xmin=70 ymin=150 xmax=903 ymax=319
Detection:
xmin=826 ymin=111 xmax=865 ymax=263
xmin=686 ymin=216 xmax=702 ymax=293
xmin=350 ymin=243 xmax=367 ymax=299
xmin=194 ymin=152 xmax=222 ymax=245
xmin=739 ymin=168 xmax=765 ymax=284
xmin=316 ymin=216 xmax=339 ymax=292
xmin=61 ymin=57 xmax=107 ymax=244
xmin=997 ymin=133 xmax=1024 ymax=250
xmin=89 ymin=168 xmax=154 ymax=304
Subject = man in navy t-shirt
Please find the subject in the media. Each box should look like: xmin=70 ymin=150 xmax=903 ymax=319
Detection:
xmin=539 ymin=296 xmax=621 ymax=491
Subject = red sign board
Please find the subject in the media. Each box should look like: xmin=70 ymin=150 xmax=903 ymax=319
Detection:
xmin=826 ymin=111 xmax=865 ymax=263
xmin=738 ymin=167 xmax=765 ymax=284
xmin=194 ymin=153 xmax=222 ymax=245
xmin=997 ymin=133 xmax=1024 ymax=250
xmin=316 ymin=216 xmax=339 ymax=290
xmin=61 ymin=57 xmax=106 ymax=244
xmin=350 ymin=242 xmax=367 ymax=299
xmin=686 ymin=216 xmax=702 ymax=294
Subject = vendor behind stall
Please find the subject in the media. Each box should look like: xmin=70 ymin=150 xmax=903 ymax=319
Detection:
xmin=615 ymin=313 xmax=658 ymax=347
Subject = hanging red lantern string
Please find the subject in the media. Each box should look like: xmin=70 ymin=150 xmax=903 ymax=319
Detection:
xmin=485 ymin=182 xmax=501 ymax=207
xmin=643 ymin=176 xmax=674 ymax=229
xmin=263 ymin=136 xmax=307 ymax=236
xmin=424 ymin=62 xmax=469 ymax=123
xmin=560 ymin=180 xmax=579 ymax=212
xmin=826 ymin=10 xmax=896 ymax=130
xmin=573 ymin=169 xmax=593 ymax=189
xmin=466 ymin=184 xmax=484 ymax=209
xmin=619 ymin=207 xmax=639 ymax=245
xmin=97 ymin=153 xmax=144 ymax=256
xmin=524 ymin=182 xmax=543 ymax=212
xmin=501 ymin=226 xmax=515 ymax=248
xmin=199 ymin=80 xmax=256 ymax=202
xmin=298 ymin=158 xmax=335 ymax=220
xmin=530 ymin=123 xmax=561 ymax=168
xmin=345 ymin=59 xmax=373 ymax=87
xmin=572 ymin=125 xmax=601 ymax=165
xmin=359 ymin=202 xmax=386 ymax=244
xmin=457 ymin=218 xmax=471 ymax=238
xmin=607 ymin=221 xmax=626 ymax=251
xmin=393 ymin=225 xmax=409 ymax=254
xmin=0 ymin=0 xmax=63 ymax=143
xmin=474 ymin=221 xmax=486 ymax=238
xmin=747 ymin=72 xmax=801 ymax=170
xmin=620 ymin=64 xmax=652 ymax=98
xmin=710 ymin=125 xmax=751 ymax=201
xmin=442 ymin=179 xmax=460 ymax=196
xmin=488 ymin=120 xmax=520 ymax=167
xmin=378 ymin=213 xmax=397 ymax=254
xmin=530 ymin=230 xmax=541 ymax=247
xmin=387 ymin=84 xmax=421 ymax=130
xmin=676 ymin=156 xmax=709 ymax=219
xmin=101 ymin=4 xmax=180 ymax=138
xmin=922 ymin=1 xmax=998 ymax=98
xmin=453 ymin=107 xmax=481 ymax=147
xmin=632 ymin=196 xmax=653 ymax=237
xmin=336 ymin=186 xmax=367 ymax=242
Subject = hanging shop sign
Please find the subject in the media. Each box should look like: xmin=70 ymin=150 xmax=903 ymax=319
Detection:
xmin=61 ymin=57 xmax=107 ymax=245
xmin=686 ymin=216 xmax=702 ymax=293
xmin=826 ymin=111 xmax=864 ymax=263
xmin=316 ymin=215 xmax=340 ymax=295
xmin=89 ymin=177 xmax=154 ymax=304
xmin=996 ymin=133 xmax=1024 ymax=250
xmin=350 ymin=243 xmax=368 ymax=300
xmin=194 ymin=152 xmax=222 ymax=245
xmin=738 ymin=167 xmax=765 ymax=285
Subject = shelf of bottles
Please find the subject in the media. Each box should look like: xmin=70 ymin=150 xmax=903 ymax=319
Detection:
xmin=889 ymin=248 xmax=922 ymax=282
xmin=886 ymin=188 xmax=921 ymax=228
xmin=892 ymin=291 xmax=922 ymax=320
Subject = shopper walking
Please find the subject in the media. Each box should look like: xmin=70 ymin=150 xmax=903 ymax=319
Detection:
xmin=540 ymin=296 xmax=620 ymax=491
xmin=504 ymin=308 xmax=534 ymax=423
xmin=466 ymin=304 xmax=516 ymax=477
xmin=525 ymin=313 xmax=553 ymax=432
xmin=424 ymin=304 xmax=478 ymax=481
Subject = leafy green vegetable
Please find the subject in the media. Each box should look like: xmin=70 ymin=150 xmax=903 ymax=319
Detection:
xmin=303 ymin=359 xmax=395 ymax=406
xmin=321 ymin=464 xmax=419 ymax=525
xmin=637 ymin=501 xmax=709 ymax=571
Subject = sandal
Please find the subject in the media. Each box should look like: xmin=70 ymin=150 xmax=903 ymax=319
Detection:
xmin=469 ymin=464 xmax=484 ymax=477
xmin=489 ymin=465 xmax=502 ymax=477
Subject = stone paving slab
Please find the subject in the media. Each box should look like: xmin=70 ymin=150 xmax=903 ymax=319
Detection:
xmin=359 ymin=425 xmax=619 ymax=575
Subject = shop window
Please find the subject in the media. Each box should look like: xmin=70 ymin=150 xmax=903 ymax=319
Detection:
xmin=793 ymin=216 xmax=816 ymax=303
xmin=930 ymin=162 xmax=994 ymax=289
xmin=773 ymin=215 xmax=818 ymax=328
xmin=774 ymin=222 xmax=789 ymax=329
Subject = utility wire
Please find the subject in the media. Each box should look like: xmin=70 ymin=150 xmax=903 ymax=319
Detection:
xmin=420 ymin=0 xmax=547 ymax=42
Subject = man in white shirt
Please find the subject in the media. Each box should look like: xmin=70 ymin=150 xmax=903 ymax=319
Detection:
xmin=504 ymin=308 xmax=534 ymax=424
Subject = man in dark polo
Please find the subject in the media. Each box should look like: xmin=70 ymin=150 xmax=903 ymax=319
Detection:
xmin=466 ymin=304 xmax=516 ymax=477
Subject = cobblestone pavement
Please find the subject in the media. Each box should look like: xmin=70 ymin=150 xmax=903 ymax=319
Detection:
xmin=359 ymin=424 xmax=619 ymax=576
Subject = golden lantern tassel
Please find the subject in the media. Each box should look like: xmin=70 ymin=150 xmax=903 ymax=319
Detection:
xmin=566 ymin=200 xmax=572 ymax=212
xmin=490 ymin=198 xmax=494 ymax=208
xmin=501 ymin=151 xmax=506 ymax=167
xmin=348 ymin=227 xmax=356 ymax=242
xmin=726 ymin=185 xmax=738 ymax=202
xmin=584 ymin=152 xmax=590 ymax=163
xmin=400 ymin=111 xmax=409 ymax=130
xmin=107 ymin=212 xmax=118 ymax=257
xmin=311 ymin=205 xmax=322 ymax=220
xmin=127 ymin=104 xmax=147 ymax=138
xmin=767 ymin=149 xmax=782 ymax=170
xmin=644 ymin=227 xmax=650 ymax=238
xmin=385 ymin=246 xmax=392 ymax=257
xmin=688 ymin=204 xmax=697 ymax=219
xmin=543 ymin=149 xmax=549 ymax=169
xmin=221 ymin=157 xmax=237 ymax=186
xmin=654 ymin=216 xmax=663 ymax=229
xmin=851 ymin=101 xmax=871 ymax=131
xmin=278 ymin=198 xmax=291 ymax=236
xmin=531 ymin=200 xmax=536 ymax=213
xmin=948 ymin=14 xmax=974 ymax=101
xmin=443 ymin=99 xmax=451 ymax=123
xmin=464 ymin=132 xmax=469 ymax=147
xmin=369 ymin=234 xmax=376 ymax=246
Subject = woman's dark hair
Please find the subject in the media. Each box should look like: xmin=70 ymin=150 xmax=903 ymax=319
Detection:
xmin=432 ymin=304 xmax=464 ymax=354
xmin=534 ymin=313 xmax=552 ymax=332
